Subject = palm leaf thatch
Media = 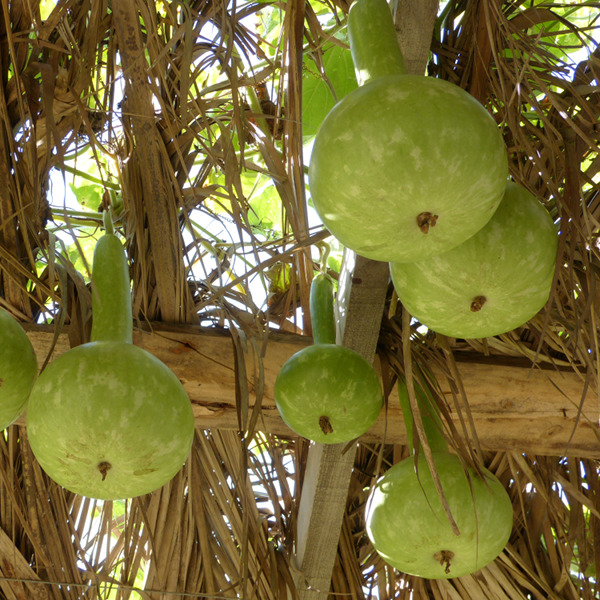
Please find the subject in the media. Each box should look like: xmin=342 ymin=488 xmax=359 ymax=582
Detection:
xmin=0 ymin=0 xmax=599 ymax=598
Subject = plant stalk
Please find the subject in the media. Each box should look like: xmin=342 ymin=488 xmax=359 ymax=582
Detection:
xmin=347 ymin=0 xmax=408 ymax=86
xmin=398 ymin=377 xmax=448 ymax=455
xmin=310 ymin=273 xmax=336 ymax=345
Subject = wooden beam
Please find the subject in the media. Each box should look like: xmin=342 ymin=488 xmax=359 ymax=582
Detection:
xmin=21 ymin=323 xmax=600 ymax=458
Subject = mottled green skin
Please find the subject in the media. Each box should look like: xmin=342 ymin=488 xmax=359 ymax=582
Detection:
xmin=347 ymin=0 xmax=407 ymax=85
xmin=274 ymin=344 xmax=383 ymax=444
xmin=309 ymin=74 xmax=508 ymax=263
xmin=91 ymin=233 xmax=132 ymax=344
xmin=366 ymin=452 xmax=513 ymax=579
xmin=390 ymin=182 xmax=558 ymax=339
xmin=27 ymin=341 xmax=194 ymax=500
xmin=0 ymin=310 xmax=37 ymax=430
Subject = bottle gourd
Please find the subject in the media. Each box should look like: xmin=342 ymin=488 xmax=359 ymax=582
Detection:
xmin=390 ymin=181 xmax=559 ymax=339
xmin=365 ymin=380 xmax=513 ymax=578
xmin=27 ymin=213 xmax=195 ymax=500
xmin=274 ymin=273 xmax=383 ymax=444
xmin=308 ymin=0 xmax=508 ymax=263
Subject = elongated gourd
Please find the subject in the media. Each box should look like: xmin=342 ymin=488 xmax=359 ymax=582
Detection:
xmin=365 ymin=380 xmax=513 ymax=578
xmin=308 ymin=0 xmax=507 ymax=263
xmin=274 ymin=274 xmax=383 ymax=444
xmin=26 ymin=213 xmax=194 ymax=500
xmin=0 ymin=309 xmax=37 ymax=429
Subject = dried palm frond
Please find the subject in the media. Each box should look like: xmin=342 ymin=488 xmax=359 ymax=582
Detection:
xmin=0 ymin=0 xmax=599 ymax=599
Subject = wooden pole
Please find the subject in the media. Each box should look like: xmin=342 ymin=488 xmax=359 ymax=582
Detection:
xmin=292 ymin=2 xmax=441 ymax=596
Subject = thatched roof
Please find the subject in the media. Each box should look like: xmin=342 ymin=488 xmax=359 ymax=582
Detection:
xmin=1 ymin=0 xmax=599 ymax=598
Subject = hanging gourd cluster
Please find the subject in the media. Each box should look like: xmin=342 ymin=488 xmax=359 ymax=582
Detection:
xmin=0 ymin=0 xmax=557 ymax=583
xmin=308 ymin=0 xmax=558 ymax=342
xmin=276 ymin=0 xmax=558 ymax=580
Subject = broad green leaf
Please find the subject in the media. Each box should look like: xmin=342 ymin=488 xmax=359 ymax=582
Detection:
xmin=65 ymin=227 xmax=102 ymax=280
xmin=205 ymin=170 xmax=283 ymax=235
xmin=256 ymin=6 xmax=283 ymax=56
xmin=302 ymin=43 xmax=358 ymax=141
xmin=69 ymin=183 xmax=103 ymax=210
xmin=246 ymin=173 xmax=283 ymax=234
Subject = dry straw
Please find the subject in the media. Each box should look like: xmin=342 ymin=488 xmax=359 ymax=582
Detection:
xmin=0 ymin=0 xmax=599 ymax=598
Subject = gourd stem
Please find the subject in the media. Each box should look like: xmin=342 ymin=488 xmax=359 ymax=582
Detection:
xmin=347 ymin=0 xmax=408 ymax=86
xmin=90 ymin=213 xmax=133 ymax=344
xmin=310 ymin=274 xmax=336 ymax=346
xmin=103 ymin=208 xmax=115 ymax=236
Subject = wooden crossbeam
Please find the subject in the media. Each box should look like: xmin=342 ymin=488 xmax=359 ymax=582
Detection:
xmin=22 ymin=323 xmax=600 ymax=458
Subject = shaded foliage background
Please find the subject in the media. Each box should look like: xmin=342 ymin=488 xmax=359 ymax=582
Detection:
xmin=0 ymin=0 xmax=599 ymax=598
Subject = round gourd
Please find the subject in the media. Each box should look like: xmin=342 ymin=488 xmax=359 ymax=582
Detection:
xmin=0 ymin=309 xmax=37 ymax=429
xmin=390 ymin=181 xmax=558 ymax=339
xmin=308 ymin=0 xmax=507 ymax=263
xmin=274 ymin=274 xmax=383 ymax=444
xmin=26 ymin=341 xmax=193 ymax=499
xmin=309 ymin=74 xmax=508 ymax=263
xmin=27 ymin=216 xmax=194 ymax=499
xmin=275 ymin=344 xmax=383 ymax=444
xmin=366 ymin=451 xmax=513 ymax=579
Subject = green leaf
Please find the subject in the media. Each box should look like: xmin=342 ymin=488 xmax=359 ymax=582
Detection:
xmin=69 ymin=182 xmax=103 ymax=210
xmin=204 ymin=170 xmax=283 ymax=235
xmin=302 ymin=43 xmax=358 ymax=141
xmin=247 ymin=174 xmax=283 ymax=233
xmin=256 ymin=6 xmax=283 ymax=56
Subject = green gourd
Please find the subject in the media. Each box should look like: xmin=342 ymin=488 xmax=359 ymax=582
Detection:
xmin=274 ymin=273 xmax=383 ymax=444
xmin=0 ymin=309 xmax=37 ymax=429
xmin=390 ymin=181 xmax=559 ymax=339
xmin=308 ymin=0 xmax=508 ymax=263
xmin=26 ymin=213 xmax=194 ymax=500
xmin=365 ymin=380 xmax=513 ymax=578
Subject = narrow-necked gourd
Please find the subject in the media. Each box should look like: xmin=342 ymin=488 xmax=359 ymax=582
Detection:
xmin=308 ymin=0 xmax=508 ymax=263
xmin=0 ymin=308 xmax=37 ymax=429
xmin=274 ymin=273 xmax=383 ymax=444
xmin=390 ymin=181 xmax=558 ymax=339
xmin=26 ymin=212 xmax=195 ymax=500
xmin=366 ymin=380 xmax=513 ymax=578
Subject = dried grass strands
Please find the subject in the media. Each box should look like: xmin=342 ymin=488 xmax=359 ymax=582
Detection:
xmin=122 ymin=431 xmax=296 ymax=600
xmin=0 ymin=2 xmax=50 ymax=317
xmin=0 ymin=428 xmax=301 ymax=599
xmin=113 ymin=0 xmax=194 ymax=324
xmin=0 ymin=0 xmax=599 ymax=599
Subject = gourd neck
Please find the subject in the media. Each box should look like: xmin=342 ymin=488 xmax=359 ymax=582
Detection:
xmin=310 ymin=273 xmax=336 ymax=346
xmin=90 ymin=211 xmax=133 ymax=344
xmin=347 ymin=0 xmax=408 ymax=86
xmin=399 ymin=378 xmax=448 ymax=455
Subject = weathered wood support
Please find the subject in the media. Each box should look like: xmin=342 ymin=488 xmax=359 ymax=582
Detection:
xmin=22 ymin=324 xmax=600 ymax=458
xmin=294 ymin=256 xmax=391 ymax=599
